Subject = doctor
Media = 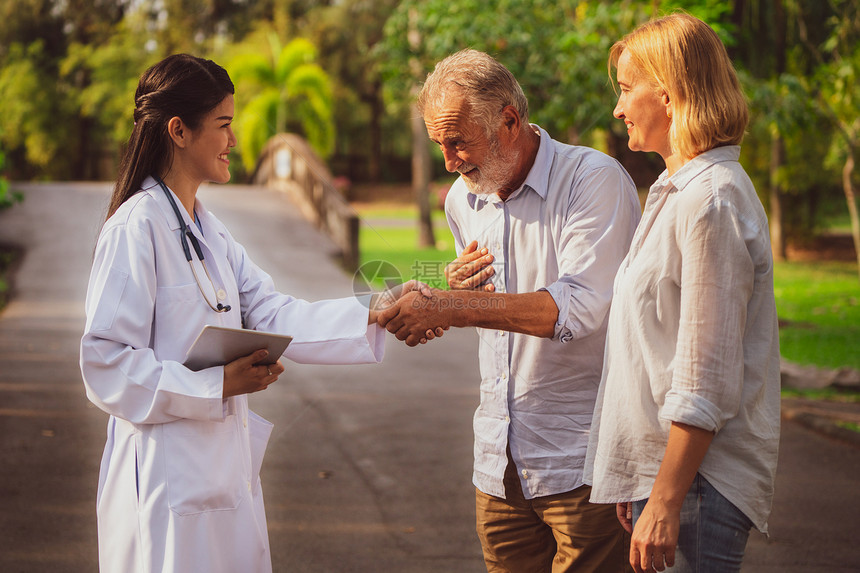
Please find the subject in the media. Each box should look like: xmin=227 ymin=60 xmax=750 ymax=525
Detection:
xmin=80 ymin=54 xmax=434 ymax=572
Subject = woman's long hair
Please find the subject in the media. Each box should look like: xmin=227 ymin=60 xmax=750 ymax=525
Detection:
xmin=106 ymin=54 xmax=234 ymax=220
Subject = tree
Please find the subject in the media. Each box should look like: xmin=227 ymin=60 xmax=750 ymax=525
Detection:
xmin=0 ymin=41 xmax=77 ymax=179
xmin=793 ymin=0 xmax=860 ymax=275
xmin=228 ymin=31 xmax=334 ymax=173
xmin=303 ymin=0 xmax=400 ymax=183
xmin=60 ymin=16 xmax=159 ymax=180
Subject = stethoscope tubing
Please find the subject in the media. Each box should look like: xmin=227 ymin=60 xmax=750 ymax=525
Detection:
xmin=154 ymin=176 xmax=231 ymax=313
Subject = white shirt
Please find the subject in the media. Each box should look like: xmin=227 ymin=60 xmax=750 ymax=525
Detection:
xmin=445 ymin=126 xmax=640 ymax=499
xmin=584 ymin=146 xmax=781 ymax=532
xmin=80 ymin=176 xmax=385 ymax=572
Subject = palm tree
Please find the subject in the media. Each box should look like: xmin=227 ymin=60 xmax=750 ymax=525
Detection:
xmin=230 ymin=34 xmax=335 ymax=172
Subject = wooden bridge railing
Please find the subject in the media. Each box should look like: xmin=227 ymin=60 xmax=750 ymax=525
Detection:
xmin=252 ymin=133 xmax=359 ymax=271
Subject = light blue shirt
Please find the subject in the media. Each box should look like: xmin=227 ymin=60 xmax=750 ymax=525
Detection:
xmin=444 ymin=126 xmax=641 ymax=499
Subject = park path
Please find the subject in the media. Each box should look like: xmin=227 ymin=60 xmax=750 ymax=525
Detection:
xmin=0 ymin=182 xmax=857 ymax=572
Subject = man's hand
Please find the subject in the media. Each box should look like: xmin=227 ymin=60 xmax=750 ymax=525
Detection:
xmin=617 ymin=502 xmax=634 ymax=534
xmin=444 ymin=240 xmax=496 ymax=291
xmin=370 ymin=280 xmax=445 ymax=343
xmin=377 ymin=290 xmax=452 ymax=347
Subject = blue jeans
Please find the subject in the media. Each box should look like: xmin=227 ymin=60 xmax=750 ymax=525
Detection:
xmin=632 ymin=474 xmax=752 ymax=573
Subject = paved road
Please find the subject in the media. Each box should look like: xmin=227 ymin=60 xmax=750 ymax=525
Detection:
xmin=0 ymin=182 xmax=858 ymax=572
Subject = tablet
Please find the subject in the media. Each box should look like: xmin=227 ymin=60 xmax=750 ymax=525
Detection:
xmin=183 ymin=325 xmax=293 ymax=371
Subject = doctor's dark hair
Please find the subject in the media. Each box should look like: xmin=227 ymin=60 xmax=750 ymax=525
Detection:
xmin=107 ymin=54 xmax=235 ymax=220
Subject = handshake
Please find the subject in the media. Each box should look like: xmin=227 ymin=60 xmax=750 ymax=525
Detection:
xmin=369 ymin=241 xmax=497 ymax=347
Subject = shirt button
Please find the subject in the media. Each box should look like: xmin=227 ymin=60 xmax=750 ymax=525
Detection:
xmin=505 ymin=416 xmax=510 ymax=423
xmin=247 ymin=481 xmax=252 ymax=491
xmin=521 ymin=470 xmax=529 ymax=479
xmin=243 ymin=418 xmax=248 ymax=428
xmin=217 ymin=289 xmax=227 ymax=301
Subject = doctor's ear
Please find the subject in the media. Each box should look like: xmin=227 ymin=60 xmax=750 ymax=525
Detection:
xmin=167 ymin=117 xmax=188 ymax=148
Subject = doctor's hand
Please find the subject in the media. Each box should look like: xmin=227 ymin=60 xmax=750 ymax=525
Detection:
xmin=223 ymin=349 xmax=284 ymax=398
xmin=445 ymin=240 xmax=495 ymax=291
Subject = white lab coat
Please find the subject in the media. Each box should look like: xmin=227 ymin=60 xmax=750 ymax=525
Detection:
xmin=80 ymin=176 xmax=384 ymax=572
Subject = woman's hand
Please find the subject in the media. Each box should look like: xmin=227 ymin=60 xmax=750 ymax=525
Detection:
xmin=630 ymin=499 xmax=679 ymax=572
xmin=223 ymin=349 xmax=285 ymax=398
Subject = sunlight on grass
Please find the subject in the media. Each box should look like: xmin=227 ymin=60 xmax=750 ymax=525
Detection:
xmin=359 ymin=214 xmax=456 ymax=290
xmin=774 ymin=261 xmax=859 ymax=370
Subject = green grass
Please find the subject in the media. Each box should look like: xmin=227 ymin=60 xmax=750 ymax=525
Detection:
xmin=774 ymin=261 xmax=859 ymax=370
xmin=358 ymin=217 xmax=457 ymax=290
xmin=836 ymin=420 xmax=860 ymax=433
xmin=781 ymin=386 xmax=860 ymax=402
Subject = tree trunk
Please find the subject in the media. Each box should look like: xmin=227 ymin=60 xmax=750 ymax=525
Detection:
xmin=411 ymin=101 xmax=435 ymax=248
xmin=407 ymin=8 xmax=434 ymax=249
xmin=769 ymin=131 xmax=786 ymax=261
xmin=842 ymin=148 xmax=860 ymax=279
xmin=367 ymin=81 xmax=383 ymax=182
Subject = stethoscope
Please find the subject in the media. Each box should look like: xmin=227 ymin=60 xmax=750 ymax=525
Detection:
xmin=155 ymin=175 xmax=232 ymax=313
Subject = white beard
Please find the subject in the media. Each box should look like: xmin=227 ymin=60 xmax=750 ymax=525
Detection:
xmin=459 ymin=138 xmax=520 ymax=196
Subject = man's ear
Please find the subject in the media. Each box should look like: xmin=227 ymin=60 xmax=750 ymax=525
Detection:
xmin=167 ymin=116 xmax=188 ymax=148
xmin=499 ymin=105 xmax=521 ymax=138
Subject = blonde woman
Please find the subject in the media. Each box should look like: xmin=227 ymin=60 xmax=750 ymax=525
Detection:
xmin=584 ymin=14 xmax=780 ymax=573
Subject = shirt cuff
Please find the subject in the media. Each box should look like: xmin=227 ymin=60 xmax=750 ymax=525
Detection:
xmin=659 ymin=389 xmax=723 ymax=432
xmin=541 ymin=285 xmax=580 ymax=343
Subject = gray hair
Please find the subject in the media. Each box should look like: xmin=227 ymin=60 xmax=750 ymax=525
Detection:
xmin=417 ymin=49 xmax=529 ymax=138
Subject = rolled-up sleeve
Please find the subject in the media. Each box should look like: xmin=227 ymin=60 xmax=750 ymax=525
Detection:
xmin=660 ymin=199 xmax=755 ymax=432
xmin=545 ymin=165 xmax=640 ymax=342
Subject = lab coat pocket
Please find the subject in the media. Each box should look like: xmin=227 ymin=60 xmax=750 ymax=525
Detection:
xmin=164 ymin=417 xmax=243 ymax=515
xmin=154 ymin=282 xmax=200 ymax=360
xmin=248 ymin=411 xmax=273 ymax=490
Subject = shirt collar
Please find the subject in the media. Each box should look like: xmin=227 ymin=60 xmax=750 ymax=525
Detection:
xmin=142 ymin=175 xmax=206 ymax=233
xmin=665 ymin=145 xmax=741 ymax=192
xmin=517 ymin=124 xmax=552 ymax=201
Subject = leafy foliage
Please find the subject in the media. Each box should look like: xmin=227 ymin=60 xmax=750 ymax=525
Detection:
xmin=376 ymin=0 xmax=734 ymax=145
xmin=0 ymin=149 xmax=22 ymax=210
xmin=228 ymin=31 xmax=334 ymax=171
xmin=0 ymin=41 xmax=76 ymax=177
xmin=60 ymin=18 xmax=159 ymax=149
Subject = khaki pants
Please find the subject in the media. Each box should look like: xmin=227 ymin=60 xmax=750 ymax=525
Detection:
xmin=475 ymin=456 xmax=630 ymax=573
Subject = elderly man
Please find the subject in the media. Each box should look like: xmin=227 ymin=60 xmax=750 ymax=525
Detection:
xmin=378 ymin=49 xmax=641 ymax=572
